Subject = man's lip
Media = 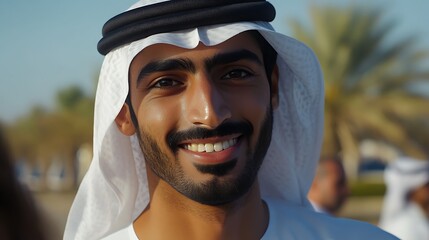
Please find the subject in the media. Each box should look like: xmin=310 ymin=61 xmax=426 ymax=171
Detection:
xmin=177 ymin=136 xmax=242 ymax=165
xmin=182 ymin=138 xmax=238 ymax=153
xmin=178 ymin=134 xmax=242 ymax=146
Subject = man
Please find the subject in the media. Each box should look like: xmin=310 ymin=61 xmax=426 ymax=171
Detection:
xmin=64 ymin=0 xmax=397 ymax=239
xmin=0 ymin=125 xmax=47 ymax=240
xmin=379 ymin=157 xmax=429 ymax=240
xmin=308 ymin=157 xmax=349 ymax=215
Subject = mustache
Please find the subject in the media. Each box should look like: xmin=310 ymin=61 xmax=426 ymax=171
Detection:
xmin=167 ymin=121 xmax=253 ymax=151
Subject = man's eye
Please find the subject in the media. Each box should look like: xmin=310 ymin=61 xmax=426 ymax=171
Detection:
xmin=222 ymin=69 xmax=251 ymax=79
xmin=152 ymin=78 xmax=181 ymax=88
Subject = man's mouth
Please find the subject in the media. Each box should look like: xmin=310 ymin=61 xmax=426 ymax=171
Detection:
xmin=167 ymin=121 xmax=252 ymax=154
xmin=182 ymin=138 xmax=238 ymax=153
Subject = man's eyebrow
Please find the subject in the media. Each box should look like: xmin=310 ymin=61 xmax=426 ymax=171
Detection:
xmin=137 ymin=58 xmax=196 ymax=84
xmin=205 ymin=49 xmax=263 ymax=72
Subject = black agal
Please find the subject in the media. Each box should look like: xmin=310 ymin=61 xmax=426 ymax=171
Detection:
xmin=98 ymin=0 xmax=275 ymax=55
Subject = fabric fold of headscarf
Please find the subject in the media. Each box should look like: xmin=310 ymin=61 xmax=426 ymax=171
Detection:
xmin=380 ymin=156 xmax=429 ymax=226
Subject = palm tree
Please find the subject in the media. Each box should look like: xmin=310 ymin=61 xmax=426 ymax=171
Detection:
xmin=288 ymin=4 xmax=429 ymax=178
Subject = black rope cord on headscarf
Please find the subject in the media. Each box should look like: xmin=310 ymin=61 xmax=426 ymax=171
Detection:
xmin=97 ymin=0 xmax=276 ymax=55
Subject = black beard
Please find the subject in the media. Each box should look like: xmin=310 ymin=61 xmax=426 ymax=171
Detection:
xmin=137 ymin=109 xmax=273 ymax=206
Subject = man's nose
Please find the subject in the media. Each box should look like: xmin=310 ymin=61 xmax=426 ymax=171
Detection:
xmin=184 ymin=74 xmax=232 ymax=128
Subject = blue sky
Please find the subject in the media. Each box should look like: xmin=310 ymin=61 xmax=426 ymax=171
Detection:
xmin=1 ymin=0 xmax=429 ymax=123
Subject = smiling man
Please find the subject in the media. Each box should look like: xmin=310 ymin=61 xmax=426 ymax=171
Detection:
xmin=124 ymin=33 xmax=276 ymax=208
xmin=64 ymin=1 xmax=398 ymax=239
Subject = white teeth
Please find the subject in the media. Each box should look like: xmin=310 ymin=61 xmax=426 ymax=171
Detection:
xmin=198 ymin=144 xmax=205 ymax=152
xmin=185 ymin=138 xmax=237 ymax=153
xmin=222 ymin=141 xmax=230 ymax=149
xmin=214 ymin=142 xmax=223 ymax=152
xmin=205 ymin=143 xmax=214 ymax=153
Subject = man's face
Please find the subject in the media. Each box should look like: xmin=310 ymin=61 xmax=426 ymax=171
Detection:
xmin=126 ymin=32 xmax=278 ymax=205
xmin=319 ymin=161 xmax=349 ymax=213
xmin=410 ymin=182 xmax=429 ymax=218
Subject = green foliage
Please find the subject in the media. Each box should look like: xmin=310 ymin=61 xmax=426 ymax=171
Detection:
xmin=289 ymin=3 xmax=429 ymax=163
xmin=6 ymin=85 xmax=94 ymax=169
xmin=56 ymin=85 xmax=85 ymax=110
xmin=349 ymin=181 xmax=386 ymax=197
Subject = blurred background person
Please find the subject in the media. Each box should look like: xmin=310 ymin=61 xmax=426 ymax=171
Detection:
xmin=379 ymin=157 xmax=429 ymax=240
xmin=0 ymin=124 xmax=47 ymax=240
xmin=308 ymin=156 xmax=349 ymax=215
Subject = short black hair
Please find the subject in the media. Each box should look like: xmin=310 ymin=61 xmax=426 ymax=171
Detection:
xmin=248 ymin=31 xmax=278 ymax=82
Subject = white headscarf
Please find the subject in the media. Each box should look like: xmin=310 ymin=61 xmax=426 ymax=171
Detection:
xmin=379 ymin=157 xmax=429 ymax=227
xmin=64 ymin=1 xmax=324 ymax=239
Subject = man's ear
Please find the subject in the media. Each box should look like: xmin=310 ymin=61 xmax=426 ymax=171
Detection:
xmin=115 ymin=103 xmax=136 ymax=136
xmin=270 ymin=65 xmax=280 ymax=109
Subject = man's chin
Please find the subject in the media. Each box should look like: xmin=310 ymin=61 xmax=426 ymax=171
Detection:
xmin=193 ymin=159 xmax=237 ymax=176
xmin=173 ymin=170 xmax=258 ymax=206
xmin=182 ymin=180 xmax=250 ymax=206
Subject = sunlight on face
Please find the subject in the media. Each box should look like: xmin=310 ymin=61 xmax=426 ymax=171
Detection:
xmin=128 ymin=32 xmax=276 ymax=205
